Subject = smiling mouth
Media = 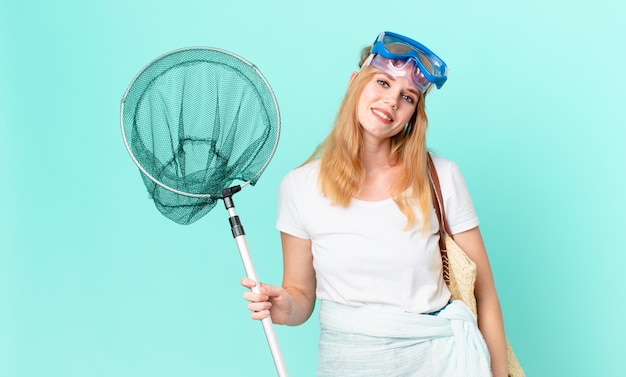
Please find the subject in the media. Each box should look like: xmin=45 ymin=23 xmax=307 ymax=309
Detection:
xmin=372 ymin=108 xmax=393 ymax=122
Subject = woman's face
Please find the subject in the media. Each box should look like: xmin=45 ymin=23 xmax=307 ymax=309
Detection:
xmin=356 ymin=70 xmax=418 ymax=142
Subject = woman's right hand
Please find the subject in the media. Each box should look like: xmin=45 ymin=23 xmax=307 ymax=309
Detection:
xmin=241 ymin=278 xmax=294 ymax=324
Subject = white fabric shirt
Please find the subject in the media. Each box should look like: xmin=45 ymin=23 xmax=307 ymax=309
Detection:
xmin=276 ymin=155 xmax=479 ymax=314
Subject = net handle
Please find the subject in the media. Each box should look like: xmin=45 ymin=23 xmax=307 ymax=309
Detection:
xmin=222 ymin=187 xmax=288 ymax=377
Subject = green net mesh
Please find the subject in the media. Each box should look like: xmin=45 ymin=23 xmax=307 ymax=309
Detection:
xmin=121 ymin=48 xmax=280 ymax=225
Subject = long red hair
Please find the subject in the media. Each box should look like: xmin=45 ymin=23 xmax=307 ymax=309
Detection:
xmin=305 ymin=49 xmax=432 ymax=231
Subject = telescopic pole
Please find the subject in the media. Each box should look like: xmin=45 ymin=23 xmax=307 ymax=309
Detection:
xmin=221 ymin=186 xmax=289 ymax=377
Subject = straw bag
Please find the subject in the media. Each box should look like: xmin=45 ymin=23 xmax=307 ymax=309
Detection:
xmin=428 ymin=155 xmax=525 ymax=377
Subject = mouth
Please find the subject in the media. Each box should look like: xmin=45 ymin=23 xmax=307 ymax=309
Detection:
xmin=372 ymin=108 xmax=394 ymax=123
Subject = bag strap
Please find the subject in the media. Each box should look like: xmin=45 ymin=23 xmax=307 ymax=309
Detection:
xmin=428 ymin=154 xmax=451 ymax=284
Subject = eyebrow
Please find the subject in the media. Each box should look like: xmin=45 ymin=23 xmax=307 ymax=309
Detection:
xmin=405 ymin=87 xmax=419 ymax=96
xmin=378 ymin=72 xmax=420 ymax=96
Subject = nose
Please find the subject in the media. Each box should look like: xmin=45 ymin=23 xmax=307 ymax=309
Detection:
xmin=384 ymin=94 xmax=398 ymax=110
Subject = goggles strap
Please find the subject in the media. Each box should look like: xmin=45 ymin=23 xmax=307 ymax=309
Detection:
xmin=362 ymin=53 xmax=374 ymax=67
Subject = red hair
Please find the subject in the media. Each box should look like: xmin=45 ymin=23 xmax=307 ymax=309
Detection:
xmin=305 ymin=55 xmax=432 ymax=231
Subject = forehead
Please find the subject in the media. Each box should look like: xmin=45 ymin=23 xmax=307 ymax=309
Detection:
xmin=369 ymin=54 xmax=430 ymax=93
xmin=368 ymin=72 xmax=418 ymax=97
xmin=374 ymin=58 xmax=417 ymax=84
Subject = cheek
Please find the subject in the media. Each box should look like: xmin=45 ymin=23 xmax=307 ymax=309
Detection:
xmin=398 ymin=106 xmax=417 ymax=124
xmin=356 ymin=92 xmax=374 ymax=119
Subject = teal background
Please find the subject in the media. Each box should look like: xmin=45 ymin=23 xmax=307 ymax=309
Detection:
xmin=1 ymin=0 xmax=624 ymax=376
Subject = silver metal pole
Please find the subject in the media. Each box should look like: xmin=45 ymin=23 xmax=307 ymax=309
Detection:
xmin=222 ymin=187 xmax=288 ymax=377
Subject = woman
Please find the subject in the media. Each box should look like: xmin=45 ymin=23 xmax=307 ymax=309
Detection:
xmin=242 ymin=31 xmax=507 ymax=377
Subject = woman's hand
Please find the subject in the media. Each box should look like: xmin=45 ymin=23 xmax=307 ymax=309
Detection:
xmin=241 ymin=278 xmax=294 ymax=324
xmin=241 ymin=232 xmax=317 ymax=327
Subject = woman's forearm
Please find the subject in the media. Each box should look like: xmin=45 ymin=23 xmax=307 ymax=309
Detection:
xmin=278 ymin=286 xmax=316 ymax=326
xmin=477 ymin=296 xmax=507 ymax=377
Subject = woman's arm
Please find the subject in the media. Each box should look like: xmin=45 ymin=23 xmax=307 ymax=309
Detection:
xmin=452 ymin=226 xmax=508 ymax=377
xmin=242 ymin=232 xmax=316 ymax=326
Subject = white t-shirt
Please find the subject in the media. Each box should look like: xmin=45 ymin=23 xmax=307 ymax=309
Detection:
xmin=276 ymin=155 xmax=479 ymax=314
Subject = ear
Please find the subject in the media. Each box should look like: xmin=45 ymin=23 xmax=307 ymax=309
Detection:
xmin=348 ymin=71 xmax=358 ymax=86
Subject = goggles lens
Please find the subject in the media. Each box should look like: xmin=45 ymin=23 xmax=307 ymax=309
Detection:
xmin=365 ymin=31 xmax=448 ymax=92
xmin=368 ymin=54 xmax=432 ymax=93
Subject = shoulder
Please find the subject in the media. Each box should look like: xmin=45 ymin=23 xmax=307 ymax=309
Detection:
xmin=283 ymin=159 xmax=320 ymax=184
xmin=430 ymin=153 xmax=462 ymax=180
xmin=429 ymin=153 xmax=473 ymax=203
xmin=279 ymin=159 xmax=321 ymax=195
xmin=429 ymin=153 xmax=479 ymax=233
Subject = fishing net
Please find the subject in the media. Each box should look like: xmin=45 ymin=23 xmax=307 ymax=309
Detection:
xmin=120 ymin=47 xmax=287 ymax=376
xmin=120 ymin=47 xmax=279 ymax=225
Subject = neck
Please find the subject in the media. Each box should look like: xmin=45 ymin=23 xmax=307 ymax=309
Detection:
xmin=360 ymin=139 xmax=394 ymax=173
xmin=356 ymin=142 xmax=400 ymax=201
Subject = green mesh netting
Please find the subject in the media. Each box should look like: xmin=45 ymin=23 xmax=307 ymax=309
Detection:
xmin=121 ymin=47 xmax=280 ymax=225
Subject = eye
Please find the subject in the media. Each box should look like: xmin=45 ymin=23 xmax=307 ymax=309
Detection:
xmin=376 ymin=79 xmax=390 ymax=88
xmin=402 ymin=94 xmax=416 ymax=104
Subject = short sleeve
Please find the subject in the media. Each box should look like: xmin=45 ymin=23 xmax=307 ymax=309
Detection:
xmin=276 ymin=170 xmax=310 ymax=239
xmin=434 ymin=157 xmax=480 ymax=234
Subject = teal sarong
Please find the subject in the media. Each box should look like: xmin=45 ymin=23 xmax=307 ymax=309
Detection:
xmin=317 ymin=300 xmax=491 ymax=377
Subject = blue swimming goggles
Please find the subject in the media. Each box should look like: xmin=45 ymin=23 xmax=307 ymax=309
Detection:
xmin=363 ymin=31 xmax=448 ymax=93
